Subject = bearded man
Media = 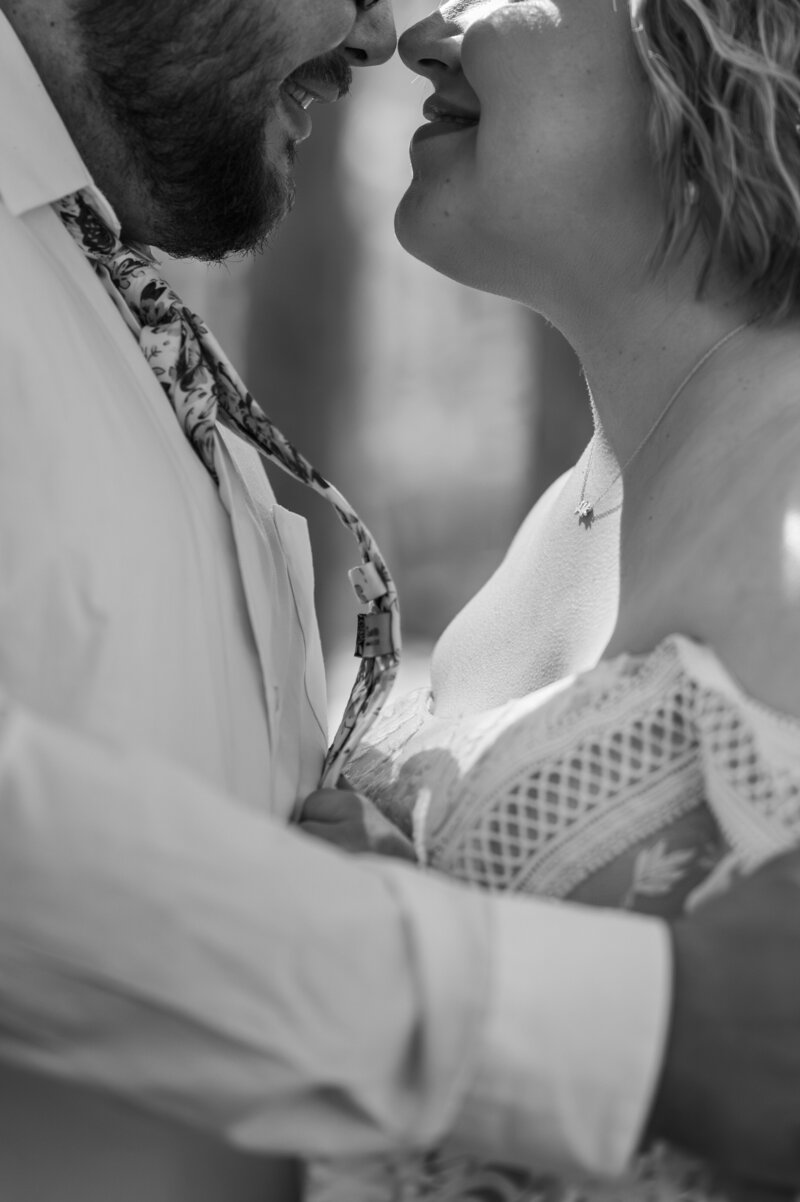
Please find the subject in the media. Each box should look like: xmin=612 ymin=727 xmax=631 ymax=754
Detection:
xmin=0 ymin=2 xmax=799 ymax=1202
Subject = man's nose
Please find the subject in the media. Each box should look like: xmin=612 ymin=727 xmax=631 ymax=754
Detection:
xmin=342 ymin=0 xmax=397 ymax=66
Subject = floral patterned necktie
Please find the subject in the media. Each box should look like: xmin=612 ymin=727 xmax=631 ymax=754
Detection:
xmin=54 ymin=189 xmax=400 ymax=789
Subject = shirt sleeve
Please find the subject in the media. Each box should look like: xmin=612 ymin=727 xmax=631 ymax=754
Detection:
xmin=448 ymin=891 xmax=672 ymax=1175
xmin=0 ymin=685 xmax=669 ymax=1172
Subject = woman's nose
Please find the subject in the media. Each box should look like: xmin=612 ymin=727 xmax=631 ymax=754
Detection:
xmin=342 ymin=0 xmax=397 ymax=66
xmin=398 ymin=11 xmax=461 ymax=78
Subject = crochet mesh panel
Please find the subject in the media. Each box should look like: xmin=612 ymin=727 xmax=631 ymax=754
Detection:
xmin=427 ymin=678 xmax=704 ymax=899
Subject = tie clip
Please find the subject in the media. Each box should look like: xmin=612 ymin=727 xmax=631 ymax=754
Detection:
xmin=355 ymin=612 xmax=395 ymax=658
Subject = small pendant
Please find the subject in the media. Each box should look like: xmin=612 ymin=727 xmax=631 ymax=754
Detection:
xmin=575 ymin=500 xmax=595 ymax=528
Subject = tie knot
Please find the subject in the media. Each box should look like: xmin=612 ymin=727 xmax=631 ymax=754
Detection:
xmin=56 ymin=191 xmax=119 ymax=260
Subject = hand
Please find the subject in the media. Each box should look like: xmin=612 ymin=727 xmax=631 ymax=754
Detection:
xmin=646 ymin=849 xmax=800 ymax=1190
xmin=298 ymin=786 xmax=417 ymax=862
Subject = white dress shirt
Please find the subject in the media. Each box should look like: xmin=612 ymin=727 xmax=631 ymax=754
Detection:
xmin=0 ymin=13 xmax=671 ymax=1202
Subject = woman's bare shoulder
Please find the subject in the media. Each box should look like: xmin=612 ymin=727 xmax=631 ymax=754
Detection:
xmin=612 ymin=382 xmax=800 ymax=717
xmin=659 ymin=411 xmax=800 ymax=717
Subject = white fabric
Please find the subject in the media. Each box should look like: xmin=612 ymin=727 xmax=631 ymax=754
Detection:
xmin=0 ymin=12 xmax=670 ymax=1201
xmin=318 ymin=634 xmax=800 ymax=1200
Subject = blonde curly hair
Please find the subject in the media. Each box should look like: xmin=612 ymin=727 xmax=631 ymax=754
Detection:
xmin=631 ymin=0 xmax=800 ymax=319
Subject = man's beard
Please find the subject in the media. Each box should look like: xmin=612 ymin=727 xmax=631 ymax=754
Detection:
xmin=73 ymin=1 xmax=348 ymax=260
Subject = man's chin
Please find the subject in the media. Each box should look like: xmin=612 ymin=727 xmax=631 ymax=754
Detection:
xmin=204 ymin=189 xmax=296 ymax=260
xmin=145 ymin=163 xmax=296 ymax=261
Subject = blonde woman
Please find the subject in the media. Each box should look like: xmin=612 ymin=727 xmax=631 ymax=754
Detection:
xmin=303 ymin=0 xmax=800 ymax=1197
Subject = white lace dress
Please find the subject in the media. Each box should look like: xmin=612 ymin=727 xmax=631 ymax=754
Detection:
xmin=309 ymin=635 xmax=800 ymax=1202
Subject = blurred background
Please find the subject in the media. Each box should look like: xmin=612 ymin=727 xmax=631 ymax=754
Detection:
xmin=165 ymin=0 xmax=591 ymax=724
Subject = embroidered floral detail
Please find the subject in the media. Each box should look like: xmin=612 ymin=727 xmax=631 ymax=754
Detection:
xmin=622 ymin=839 xmax=695 ymax=908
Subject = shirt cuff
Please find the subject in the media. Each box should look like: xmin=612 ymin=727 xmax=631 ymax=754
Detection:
xmin=451 ymin=893 xmax=672 ymax=1178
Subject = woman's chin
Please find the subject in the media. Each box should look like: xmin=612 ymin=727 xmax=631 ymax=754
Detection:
xmin=394 ymin=191 xmax=470 ymax=282
xmin=393 ymin=194 xmax=427 ymax=260
xmin=394 ymin=195 xmax=523 ymax=302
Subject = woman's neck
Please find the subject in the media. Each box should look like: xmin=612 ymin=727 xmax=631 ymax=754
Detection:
xmin=538 ymin=265 xmax=757 ymax=471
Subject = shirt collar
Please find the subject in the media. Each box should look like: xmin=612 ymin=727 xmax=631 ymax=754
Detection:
xmin=0 ymin=11 xmax=120 ymax=233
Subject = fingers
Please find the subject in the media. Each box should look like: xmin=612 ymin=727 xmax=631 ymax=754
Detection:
xmin=297 ymin=788 xmax=417 ymax=861
xmin=299 ymin=789 xmax=359 ymax=823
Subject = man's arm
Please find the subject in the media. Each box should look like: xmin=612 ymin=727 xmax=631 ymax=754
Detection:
xmin=0 ymin=682 xmax=668 ymax=1172
xmin=0 ymin=684 xmax=485 ymax=1157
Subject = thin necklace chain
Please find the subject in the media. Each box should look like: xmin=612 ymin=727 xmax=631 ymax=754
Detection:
xmin=575 ymin=321 xmax=751 ymax=529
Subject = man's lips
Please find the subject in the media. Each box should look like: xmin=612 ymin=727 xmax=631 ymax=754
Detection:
xmin=286 ymin=76 xmax=344 ymax=107
xmin=279 ymin=76 xmax=342 ymax=142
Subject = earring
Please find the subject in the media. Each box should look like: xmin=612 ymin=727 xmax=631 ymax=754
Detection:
xmin=685 ymin=179 xmax=699 ymax=205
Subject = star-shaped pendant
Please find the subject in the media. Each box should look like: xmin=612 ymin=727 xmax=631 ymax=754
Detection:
xmin=575 ymin=500 xmax=595 ymax=528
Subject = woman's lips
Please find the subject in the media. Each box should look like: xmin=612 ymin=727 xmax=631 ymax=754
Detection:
xmin=411 ymin=119 xmax=478 ymax=146
xmin=412 ymin=99 xmax=480 ymax=146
